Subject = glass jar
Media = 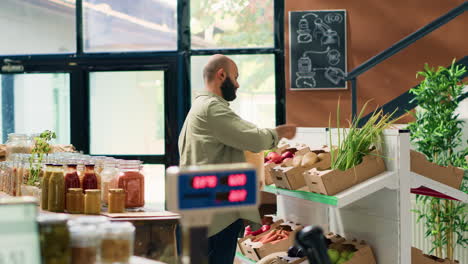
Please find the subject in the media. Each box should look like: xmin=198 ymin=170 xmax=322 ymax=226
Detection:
xmin=0 ymin=163 xmax=4 ymax=192
xmin=82 ymin=164 xmax=98 ymax=192
xmin=65 ymin=164 xmax=81 ymax=203
xmin=68 ymin=216 xmax=109 ymax=227
xmin=5 ymin=133 xmax=33 ymax=161
xmin=100 ymin=222 xmax=135 ymax=264
xmin=37 ymin=214 xmax=71 ymax=264
xmin=41 ymin=164 xmax=54 ymax=210
xmin=108 ymin=189 xmax=125 ymax=213
xmin=100 ymin=159 xmax=118 ymax=205
xmin=69 ymin=225 xmax=100 ymax=264
xmin=48 ymin=165 xmax=66 ymax=212
xmin=84 ymin=189 xmax=101 ymax=215
xmin=118 ymin=160 xmax=145 ymax=208
xmin=67 ymin=188 xmax=84 ymax=214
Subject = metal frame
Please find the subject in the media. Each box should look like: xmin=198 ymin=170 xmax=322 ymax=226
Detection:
xmin=0 ymin=0 xmax=286 ymax=165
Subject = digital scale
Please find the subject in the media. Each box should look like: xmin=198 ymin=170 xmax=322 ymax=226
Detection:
xmin=166 ymin=163 xmax=332 ymax=264
xmin=166 ymin=163 xmax=259 ymax=264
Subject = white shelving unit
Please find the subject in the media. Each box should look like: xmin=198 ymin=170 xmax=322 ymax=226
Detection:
xmin=260 ymin=128 xmax=416 ymax=264
xmin=236 ymin=128 xmax=467 ymax=264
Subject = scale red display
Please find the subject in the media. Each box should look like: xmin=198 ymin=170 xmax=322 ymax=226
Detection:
xmin=192 ymin=176 xmax=217 ymax=189
xmin=227 ymin=173 xmax=247 ymax=187
xmin=228 ymin=189 xmax=248 ymax=202
xmin=191 ymin=173 xmax=248 ymax=189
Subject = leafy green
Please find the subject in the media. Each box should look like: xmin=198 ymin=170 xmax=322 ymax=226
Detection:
xmin=409 ymin=59 xmax=467 ymax=260
xmin=329 ymin=99 xmax=400 ymax=171
xmin=27 ymin=130 xmax=56 ymax=186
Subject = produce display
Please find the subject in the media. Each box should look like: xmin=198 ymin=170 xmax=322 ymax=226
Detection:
xmin=238 ymin=219 xmax=303 ymax=262
xmin=263 ymin=143 xmax=332 ymax=190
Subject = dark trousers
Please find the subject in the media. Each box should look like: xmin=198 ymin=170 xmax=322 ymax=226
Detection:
xmin=208 ymin=219 xmax=243 ymax=264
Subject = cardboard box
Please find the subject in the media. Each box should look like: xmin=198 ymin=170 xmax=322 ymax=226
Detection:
xmin=271 ymin=150 xmax=332 ymax=190
xmin=410 ymin=150 xmax=464 ymax=189
xmin=411 ymin=247 xmax=459 ymax=264
xmin=304 ymin=153 xmax=386 ymax=196
xmin=276 ymin=256 xmax=307 ymax=264
xmin=326 ymin=233 xmax=377 ymax=264
xmin=264 ymin=162 xmax=276 ymax=186
xmin=238 ymin=220 xmax=302 ymax=261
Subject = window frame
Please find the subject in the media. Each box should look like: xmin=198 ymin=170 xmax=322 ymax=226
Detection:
xmin=0 ymin=0 xmax=285 ymax=168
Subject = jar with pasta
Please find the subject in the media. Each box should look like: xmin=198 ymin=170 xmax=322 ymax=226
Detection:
xmin=100 ymin=159 xmax=118 ymax=206
xmin=100 ymin=222 xmax=135 ymax=264
xmin=5 ymin=133 xmax=32 ymax=161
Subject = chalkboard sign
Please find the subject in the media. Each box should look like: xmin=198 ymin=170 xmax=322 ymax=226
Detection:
xmin=289 ymin=10 xmax=347 ymax=90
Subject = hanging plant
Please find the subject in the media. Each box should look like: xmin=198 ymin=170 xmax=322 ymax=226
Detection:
xmin=27 ymin=130 xmax=56 ymax=186
xmin=409 ymin=59 xmax=467 ymax=260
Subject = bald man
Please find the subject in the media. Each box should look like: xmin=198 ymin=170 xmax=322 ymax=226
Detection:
xmin=178 ymin=54 xmax=296 ymax=264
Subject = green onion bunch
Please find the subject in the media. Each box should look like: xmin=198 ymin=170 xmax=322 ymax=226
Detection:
xmin=329 ymin=100 xmax=400 ymax=171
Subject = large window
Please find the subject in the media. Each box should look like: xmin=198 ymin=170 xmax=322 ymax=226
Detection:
xmin=0 ymin=73 xmax=70 ymax=144
xmin=0 ymin=0 xmax=76 ymax=55
xmin=83 ymin=0 xmax=177 ymax=52
xmin=90 ymin=71 xmax=165 ymax=155
xmin=191 ymin=0 xmax=274 ymax=49
xmin=0 ymin=0 xmax=283 ymax=209
xmin=191 ymin=55 xmax=276 ymax=128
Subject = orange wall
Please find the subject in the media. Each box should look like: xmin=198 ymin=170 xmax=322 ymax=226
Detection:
xmin=285 ymin=0 xmax=468 ymax=126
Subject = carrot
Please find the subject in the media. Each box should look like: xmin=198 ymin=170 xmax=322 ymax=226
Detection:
xmin=262 ymin=234 xmax=280 ymax=244
xmin=271 ymin=236 xmax=288 ymax=244
xmin=259 ymin=230 xmax=277 ymax=243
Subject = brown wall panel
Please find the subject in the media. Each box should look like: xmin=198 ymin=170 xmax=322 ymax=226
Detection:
xmin=285 ymin=0 xmax=468 ymax=127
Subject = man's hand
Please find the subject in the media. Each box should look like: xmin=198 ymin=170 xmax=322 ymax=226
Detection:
xmin=276 ymin=124 xmax=297 ymax=139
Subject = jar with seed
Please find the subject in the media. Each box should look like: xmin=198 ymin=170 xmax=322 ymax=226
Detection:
xmin=108 ymin=188 xmax=125 ymax=213
xmin=67 ymin=188 xmax=84 ymax=214
xmin=84 ymin=189 xmax=101 ymax=215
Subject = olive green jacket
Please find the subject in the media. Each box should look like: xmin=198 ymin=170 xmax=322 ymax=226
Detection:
xmin=178 ymin=91 xmax=279 ymax=236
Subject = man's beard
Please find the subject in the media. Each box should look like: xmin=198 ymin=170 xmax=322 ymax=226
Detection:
xmin=220 ymin=77 xmax=237 ymax=101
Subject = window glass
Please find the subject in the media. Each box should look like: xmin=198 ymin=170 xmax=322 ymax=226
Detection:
xmin=83 ymin=0 xmax=177 ymax=52
xmin=0 ymin=0 xmax=76 ymax=55
xmin=191 ymin=55 xmax=276 ymax=128
xmin=0 ymin=73 xmax=71 ymax=144
xmin=142 ymin=164 xmax=165 ymax=208
xmin=90 ymin=71 xmax=165 ymax=155
xmin=191 ymin=0 xmax=274 ymax=49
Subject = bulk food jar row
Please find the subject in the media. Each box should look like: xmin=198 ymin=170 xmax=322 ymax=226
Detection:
xmin=0 ymin=152 xmax=145 ymax=214
xmin=38 ymin=214 xmax=135 ymax=264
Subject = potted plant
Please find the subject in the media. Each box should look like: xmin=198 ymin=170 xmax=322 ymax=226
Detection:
xmin=409 ymin=60 xmax=467 ymax=261
xmin=21 ymin=130 xmax=56 ymax=200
